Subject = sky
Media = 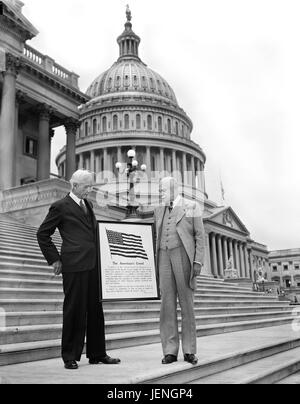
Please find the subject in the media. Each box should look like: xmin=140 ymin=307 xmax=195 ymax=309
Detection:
xmin=21 ymin=0 xmax=300 ymax=250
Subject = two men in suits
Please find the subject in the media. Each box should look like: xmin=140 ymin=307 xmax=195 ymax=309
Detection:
xmin=154 ymin=177 xmax=205 ymax=365
xmin=37 ymin=170 xmax=120 ymax=370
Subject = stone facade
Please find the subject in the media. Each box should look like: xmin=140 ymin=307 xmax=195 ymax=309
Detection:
xmin=267 ymin=249 xmax=300 ymax=288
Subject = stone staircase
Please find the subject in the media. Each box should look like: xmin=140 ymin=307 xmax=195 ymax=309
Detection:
xmin=0 ymin=215 xmax=295 ymax=368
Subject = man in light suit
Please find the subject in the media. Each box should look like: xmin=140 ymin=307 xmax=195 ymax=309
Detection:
xmin=37 ymin=170 xmax=120 ymax=370
xmin=154 ymin=177 xmax=205 ymax=365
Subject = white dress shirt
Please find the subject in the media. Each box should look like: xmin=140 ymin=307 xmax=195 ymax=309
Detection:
xmin=69 ymin=192 xmax=86 ymax=208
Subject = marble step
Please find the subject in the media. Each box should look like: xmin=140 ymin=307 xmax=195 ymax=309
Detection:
xmin=0 ymin=277 xmax=267 ymax=298
xmin=0 ymin=227 xmax=61 ymax=243
xmin=0 ymin=262 xmax=53 ymax=274
xmin=1 ymin=309 xmax=294 ymax=328
xmin=0 ymin=298 xmax=290 ymax=313
xmin=0 ymin=278 xmax=62 ymax=290
xmin=0 ymin=316 xmax=294 ymax=346
xmin=136 ymin=333 xmax=300 ymax=384
xmin=0 ymin=255 xmax=51 ymax=267
xmin=191 ymin=347 xmax=300 ymax=384
xmin=0 ymin=286 xmax=280 ymax=301
xmin=276 ymin=372 xmax=300 ymax=384
xmin=0 ymin=318 xmax=296 ymax=367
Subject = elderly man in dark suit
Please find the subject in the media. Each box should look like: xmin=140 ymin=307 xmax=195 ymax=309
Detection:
xmin=154 ymin=177 xmax=205 ymax=365
xmin=37 ymin=170 xmax=120 ymax=370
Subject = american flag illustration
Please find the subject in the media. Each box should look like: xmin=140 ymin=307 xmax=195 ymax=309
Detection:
xmin=106 ymin=229 xmax=148 ymax=260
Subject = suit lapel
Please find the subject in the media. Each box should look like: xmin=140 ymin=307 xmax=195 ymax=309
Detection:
xmin=66 ymin=195 xmax=92 ymax=228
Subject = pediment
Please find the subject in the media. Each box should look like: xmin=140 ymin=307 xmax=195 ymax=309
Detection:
xmin=205 ymin=206 xmax=250 ymax=235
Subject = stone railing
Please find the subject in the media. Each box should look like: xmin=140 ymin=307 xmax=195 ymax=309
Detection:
xmin=23 ymin=44 xmax=79 ymax=89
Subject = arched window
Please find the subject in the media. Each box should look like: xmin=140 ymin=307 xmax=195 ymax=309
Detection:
xmin=167 ymin=119 xmax=171 ymax=134
xmin=93 ymin=119 xmax=97 ymax=135
xmin=136 ymin=114 xmax=141 ymax=130
xmin=124 ymin=114 xmax=130 ymax=130
xmin=85 ymin=122 xmax=89 ymax=137
xmin=102 ymin=116 xmax=107 ymax=132
xmin=113 ymin=115 xmax=118 ymax=131
xmin=175 ymin=122 xmax=179 ymax=135
xmin=158 ymin=116 xmax=163 ymax=132
xmin=147 ymin=115 xmax=153 ymax=130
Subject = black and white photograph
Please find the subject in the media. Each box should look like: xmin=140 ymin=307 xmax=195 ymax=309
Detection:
xmin=0 ymin=0 xmax=300 ymax=389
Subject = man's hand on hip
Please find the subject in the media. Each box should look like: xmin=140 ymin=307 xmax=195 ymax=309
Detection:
xmin=193 ymin=263 xmax=202 ymax=277
xmin=53 ymin=260 xmax=62 ymax=276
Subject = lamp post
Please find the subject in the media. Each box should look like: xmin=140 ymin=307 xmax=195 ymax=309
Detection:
xmin=116 ymin=149 xmax=147 ymax=218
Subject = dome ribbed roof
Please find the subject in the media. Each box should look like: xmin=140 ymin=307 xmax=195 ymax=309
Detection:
xmin=86 ymin=61 xmax=178 ymax=104
xmin=86 ymin=6 xmax=178 ymax=105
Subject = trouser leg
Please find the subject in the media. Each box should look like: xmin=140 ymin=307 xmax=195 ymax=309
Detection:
xmin=170 ymin=247 xmax=197 ymax=355
xmin=159 ymin=249 xmax=180 ymax=356
xmin=86 ymin=267 xmax=106 ymax=359
xmin=62 ymin=271 xmax=89 ymax=362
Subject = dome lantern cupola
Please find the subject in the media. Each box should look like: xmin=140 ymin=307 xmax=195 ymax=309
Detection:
xmin=117 ymin=5 xmax=141 ymax=62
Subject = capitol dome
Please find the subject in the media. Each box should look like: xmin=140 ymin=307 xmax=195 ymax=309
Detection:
xmin=56 ymin=6 xmax=206 ymax=206
xmin=86 ymin=61 xmax=178 ymax=106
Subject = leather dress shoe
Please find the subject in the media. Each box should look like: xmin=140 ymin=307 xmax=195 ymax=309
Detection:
xmin=89 ymin=355 xmax=121 ymax=365
xmin=162 ymin=355 xmax=178 ymax=365
xmin=184 ymin=354 xmax=198 ymax=365
xmin=64 ymin=360 xmax=78 ymax=370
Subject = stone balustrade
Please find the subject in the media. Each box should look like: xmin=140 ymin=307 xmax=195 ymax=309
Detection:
xmin=23 ymin=44 xmax=79 ymax=89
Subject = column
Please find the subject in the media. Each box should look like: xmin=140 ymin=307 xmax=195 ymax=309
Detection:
xmin=117 ymin=147 xmax=122 ymax=164
xmin=13 ymin=91 xmax=24 ymax=187
xmin=182 ymin=152 xmax=188 ymax=185
xmin=223 ymin=237 xmax=229 ymax=266
xmin=234 ymin=240 xmax=241 ymax=276
xmin=217 ymin=234 xmax=224 ymax=277
xmin=103 ymin=148 xmax=108 ymax=181
xmin=0 ymin=54 xmax=20 ymax=189
xmin=172 ymin=150 xmax=177 ymax=176
xmin=65 ymin=119 xmax=78 ymax=181
xmin=37 ymin=104 xmax=52 ymax=181
xmin=248 ymin=249 xmax=254 ymax=280
xmin=204 ymin=232 xmax=212 ymax=276
xmin=146 ymin=146 xmax=151 ymax=177
xmin=244 ymin=246 xmax=250 ymax=279
xmin=191 ymin=156 xmax=196 ymax=189
xmin=239 ymin=242 xmax=246 ymax=278
xmin=78 ymin=154 xmax=84 ymax=169
xmin=228 ymin=239 xmax=234 ymax=260
xmin=211 ymin=233 xmax=218 ymax=277
xmin=160 ymin=148 xmax=164 ymax=172
xmin=90 ymin=150 xmax=95 ymax=174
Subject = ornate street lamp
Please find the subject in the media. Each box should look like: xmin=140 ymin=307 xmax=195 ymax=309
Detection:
xmin=116 ymin=149 xmax=147 ymax=218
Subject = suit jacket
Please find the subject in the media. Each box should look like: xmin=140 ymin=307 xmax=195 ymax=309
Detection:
xmin=37 ymin=194 xmax=98 ymax=273
xmin=154 ymin=197 xmax=206 ymax=290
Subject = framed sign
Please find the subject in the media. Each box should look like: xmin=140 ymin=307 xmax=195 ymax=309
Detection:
xmin=97 ymin=221 xmax=160 ymax=302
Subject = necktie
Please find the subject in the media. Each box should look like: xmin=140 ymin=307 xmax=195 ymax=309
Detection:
xmin=80 ymin=199 xmax=88 ymax=215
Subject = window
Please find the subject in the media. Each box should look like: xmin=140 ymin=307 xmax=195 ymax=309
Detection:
xmin=283 ymin=265 xmax=289 ymax=271
xmin=85 ymin=122 xmax=89 ymax=137
xmin=158 ymin=116 xmax=163 ymax=132
xmin=136 ymin=114 xmax=141 ymax=130
xmin=113 ymin=115 xmax=118 ymax=131
xmin=124 ymin=114 xmax=130 ymax=130
xmin=272 ymin=266 xmax=278 ymax=272
xmin=167 ymin=119 xmax=171 ymax=134
xmin=295 ymin=265 xmax=300 ymax=270
xmin=147 ymin=115 xmax=153 ymax=130
xmin=92 ymin=119 xmax=97 ymax=135
xmin=102 ymin=116 xmax=107 ymax=132
xmin=175 ymin=122 xmax=179 ymax=135
xmin=24 ymin=137 xmax=37 ymax=158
